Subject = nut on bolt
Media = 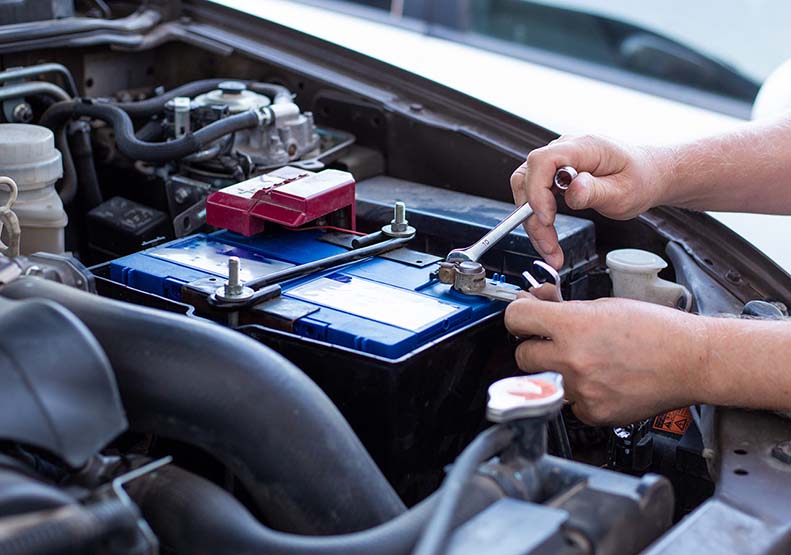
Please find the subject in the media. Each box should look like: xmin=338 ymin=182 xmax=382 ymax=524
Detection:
xmin=215 ymin=256 xmax=255 ymax=302
xmin=381 ymin=201 xmax=416 ymax=238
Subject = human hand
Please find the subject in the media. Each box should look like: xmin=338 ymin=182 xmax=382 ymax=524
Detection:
xmin=504 ymin=294 xmax=711 ymax=425
xmin=511 ymin=135 xmax=674 ymax=269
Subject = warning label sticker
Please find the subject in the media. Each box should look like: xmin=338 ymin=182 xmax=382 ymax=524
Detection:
xmin=652 ymin=408 xmax=692 ymax=436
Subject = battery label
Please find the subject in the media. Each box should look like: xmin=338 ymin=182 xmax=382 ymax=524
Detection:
xmin=149 ymin=237 xmax=293 ymax=281
xmin=287 ymin=273 xmax=460 ymax=331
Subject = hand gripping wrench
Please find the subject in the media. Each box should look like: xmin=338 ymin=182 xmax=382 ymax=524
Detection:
xmin=446 ymin=166 xmax=577 ymax=264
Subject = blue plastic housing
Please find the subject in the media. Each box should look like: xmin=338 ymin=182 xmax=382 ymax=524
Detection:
xmin=108 ymin=231 xmax=511 ymax=359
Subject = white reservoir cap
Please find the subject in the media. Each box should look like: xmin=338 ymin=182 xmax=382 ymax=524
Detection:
xmin=606 ymin=248 xmax=668 ymax=274
xmin=0 ymin=124 xmax=62 ymax=190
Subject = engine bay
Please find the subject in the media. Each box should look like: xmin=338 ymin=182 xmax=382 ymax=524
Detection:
xmin=0 ymin=3 xmax=790 ymax=555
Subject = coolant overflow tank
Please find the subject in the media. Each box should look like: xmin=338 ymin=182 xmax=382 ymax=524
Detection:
xmin=0 ymin=124 xmax=67 ymax=254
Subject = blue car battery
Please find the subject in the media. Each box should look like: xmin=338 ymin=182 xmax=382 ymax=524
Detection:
xmin=100 ymin=217 xmax=594 ymax=502
xmin=108 ymin=230 xmax=513 ymax=359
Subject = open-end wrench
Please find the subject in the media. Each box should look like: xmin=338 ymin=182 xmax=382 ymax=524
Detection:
xmin=446 ymin=166 xmax=577 ymax=263
xmin=522 ymin=260 xmax=563 ymax=303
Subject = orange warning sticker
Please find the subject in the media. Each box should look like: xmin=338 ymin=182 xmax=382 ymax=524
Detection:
xmin=652 ymin=408 xmax=692 ymax=436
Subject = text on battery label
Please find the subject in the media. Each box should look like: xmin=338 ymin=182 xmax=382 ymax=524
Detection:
xmin=287 ymin=274 xmax=460 ymax=332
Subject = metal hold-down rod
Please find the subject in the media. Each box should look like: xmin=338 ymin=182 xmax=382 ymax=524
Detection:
xmin=245 ymin=236 xmax=413 ymax=291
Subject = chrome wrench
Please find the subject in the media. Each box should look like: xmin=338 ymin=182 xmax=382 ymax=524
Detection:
xmin=522 ymin=260 xmax=563 ymax=303
xmin=446 ymin=166 xmax=577 ymax=263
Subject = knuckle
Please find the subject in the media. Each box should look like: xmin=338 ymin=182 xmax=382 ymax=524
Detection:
xmin=577 ymin=133 xmax=604 ymax=147
xmin=525 ymin=147 xmax=547 ymax=168
xmin=524 ymin=215 xmax=542 ymax=234
xmin=510 ymin=171 xmax=523 ymax=193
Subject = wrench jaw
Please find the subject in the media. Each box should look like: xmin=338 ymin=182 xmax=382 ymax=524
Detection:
xmin=522 ymin=260 xmax=564 ymax=303
xmin=446 ymin=248 xmax=473 ymax=263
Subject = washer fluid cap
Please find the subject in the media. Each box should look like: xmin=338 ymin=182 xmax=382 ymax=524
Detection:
xmin=194 ymin=82 xmax=271 ymax=113
xmin=606 ymin=248 xmax=668 ymax=274
xmin=0 ymin=124 xmax=62 ymax=190
xmin=486 ymin=372 xmax=565 ymax=423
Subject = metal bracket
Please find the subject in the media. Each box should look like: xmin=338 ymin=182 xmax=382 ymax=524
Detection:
xmin=319 ymin=231 xmax=440 ymax=268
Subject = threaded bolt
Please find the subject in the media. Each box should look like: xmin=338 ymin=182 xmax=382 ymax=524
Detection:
xmin=391 ymin=201 xmax=408 ymax=232
xmin=394 ymin=202 xmax=406 ymax=224
xmin=226 ymin=256 xmax=242 ymax=296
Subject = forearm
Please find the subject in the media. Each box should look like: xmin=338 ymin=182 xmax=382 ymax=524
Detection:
xmin=698 ymin=316 xmax=791 ymax=411
xmin=657 ymin=115 xmax=791 ymax=214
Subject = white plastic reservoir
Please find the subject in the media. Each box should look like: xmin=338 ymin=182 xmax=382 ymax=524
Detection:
xmin=0 ymin=124 xmax=67 ymax=254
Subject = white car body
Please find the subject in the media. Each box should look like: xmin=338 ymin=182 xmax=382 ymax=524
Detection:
xmin=216 ymin=0 xmax=791 ymax=274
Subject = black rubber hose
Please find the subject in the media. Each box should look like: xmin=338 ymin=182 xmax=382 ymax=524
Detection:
xmin=0 ymin=499 xmax=139 ymax=555
xmin=68 ymin=122 xmax=103 ymax=210
xmin=54 ymin=125 xmax=78 ymax=205
xmin=0 ymin=277 xmax=405 ymax=535
xmin=40 ymin=100 xmax=261 ymax=163
xmin=411 ymin=425 xmax=515 ymax=555
xmin=127 ymin=464 xmax=505 ymax=555
xmin=0 ymin=468 xmax=74 ymax=518
xmin=134 ymin=119 xmax=164 ymax=142
xmin=114 ymin=79 xmax=292 ymax=118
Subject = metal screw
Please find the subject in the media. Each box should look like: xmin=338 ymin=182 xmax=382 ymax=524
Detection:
xmin=215 ymin=256 xmax=254 ymax=304
xmin=11 ymin=102 xmax=33 ymax=123
xmin=725 ymin=269 xmax=743 ymax=284
xmin=226 ymin=256 xmax=242 ymax=296
xmin=391 ymin=201 xmax=407 ymax=232
xmin=772 ymin=440 xmax=791 ymax=465
xmin=173 ymin=187 xmax=190 ymax=204
xmin=381 ymin=201 xmax=415 ymax=238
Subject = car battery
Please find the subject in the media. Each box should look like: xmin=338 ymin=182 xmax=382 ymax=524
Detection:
xmin=102 ymin=206 xmax=596 ymax=501
xmin=108 ymin=230 xmax=512 ymax=359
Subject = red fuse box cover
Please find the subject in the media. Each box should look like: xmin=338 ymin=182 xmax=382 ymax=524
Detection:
xmin=206 ymin=166 xmax=356 ymax=236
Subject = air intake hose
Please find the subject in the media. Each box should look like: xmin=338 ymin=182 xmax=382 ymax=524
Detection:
xmin=126 ymin=464 xmax=504 ymax=555
xmin=0 ymin=277 xmax=405 ymax=534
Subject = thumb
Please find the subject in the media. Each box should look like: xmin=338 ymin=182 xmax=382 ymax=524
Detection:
xmin=564 ymin=172 xmax=617 ymax=211
xmin=504 ymin=296 xmax=565 ymax=339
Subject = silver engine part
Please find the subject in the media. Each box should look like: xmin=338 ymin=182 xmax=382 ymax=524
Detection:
xmin=193 ymin=81 xmax=320 ymax=167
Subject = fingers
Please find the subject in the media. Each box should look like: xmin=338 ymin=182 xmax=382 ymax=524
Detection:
xmin=564 ymin=172 xmax=619 ymax=213
xmin=512 ymin=135 xmax=621 ymax=268
xmin=510 ymin=162 xmax=528 ymax=207
xmin=523 ymin=149 xmax=558 ymax=227
xmin=515 ymin=339 xmax=561 ymax=372
xmin=504 ymin=296 xmax=563 ymax=339
xmin=525 ymin=215 xmax=563 ymax=269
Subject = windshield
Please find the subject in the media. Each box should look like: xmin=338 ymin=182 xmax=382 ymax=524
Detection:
xmin=531 ymin=0 xmax=787 ymax=85
xmin=289 ymin=0 xmax=791 ymax=115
